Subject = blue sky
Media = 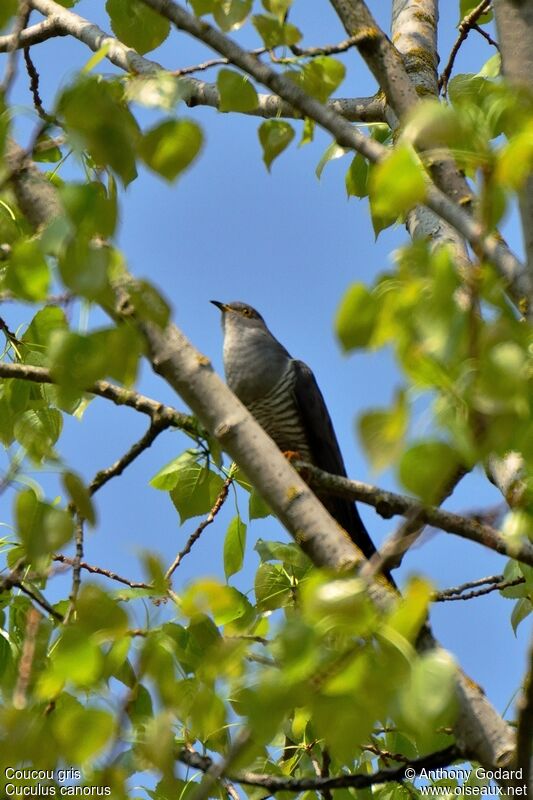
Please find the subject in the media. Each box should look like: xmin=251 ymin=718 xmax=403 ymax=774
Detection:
xmin=2 ymin=0 xmax=528 ymax=724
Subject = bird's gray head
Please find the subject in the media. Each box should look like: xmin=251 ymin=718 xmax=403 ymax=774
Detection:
xmin=210 ymin=300 xmax=266 ymax=332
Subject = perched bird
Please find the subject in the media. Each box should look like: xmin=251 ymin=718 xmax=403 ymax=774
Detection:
xmin=211 ymin=300 xmax=381 ymax=565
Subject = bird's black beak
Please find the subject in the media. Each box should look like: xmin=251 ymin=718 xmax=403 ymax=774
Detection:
xmin=210 ymin=300 xmax=228 ymax=312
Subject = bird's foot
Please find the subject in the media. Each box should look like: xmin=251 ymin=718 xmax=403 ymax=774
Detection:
xmin=282 ymin=450 xmax=302 ymax=463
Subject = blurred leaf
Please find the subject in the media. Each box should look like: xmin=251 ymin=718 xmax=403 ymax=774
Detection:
xmin=249 ymin=489 xmax=271 ymax=519
xmin=62 ymin=471 xmax=96 ymax=525
xmin=0 ymin=0 xmax=17 ymax=29
xmin=262 ymin=0 xmax=292 ymax=22
xmin=106 ymin=0 xmax=170 ymax=54
xmin=359 ymin=390 xmax=409 ymax=472
xmin=141 ymin=552 xmax=170 ymax=595
xmin=252 ymin=14 xmax=301 ymax=47
xmin=315 ymin=142 xmax=347 ymax=179
xmin=126 ymin=72 xmax=184 ymax=110
xmin=346 ymin=153 xmax=369 ymax=197
xmin=50 ymin=628 xmax=103 ymax=688
xmin=255 ymin=539 xmax=310 ymax=569
xmin=224 ymin=515 xmax=247 ymax=580
xmin=33 ymin=136 xmax=62 ymax=163
xmin=258 ymin=120 xmax=295 ymax=170
xmin=5 ymin=239 xmax=50 ymax=301
xmin=128 ymin=280 xmax=171 ymax=328
xmin=77 ymin=584 xmax=129 ymax=638
xmin=16 ymin=489 xmax=74 ymax=561
xmin=398 ymin=441 xmax=463 ymax=503
xmin=139 ymin=119 xmax=203 ymax=181
xmin=60 ymin=181 xmax=118 ymax=239
xmin=335 ymin=283 xmax=378 ymax=351
xmin=459 ymin=0 xmax=492 ymax=23
xmin=370 ymin=144 xmax=426 ymax=219
xmin=58 ymin=238 xmax=111 ymax=300
xmin=190 ymin=0 xmax=215 ymax=14
xmin=181 ymin=580 xmax=252 ymax=625
xmin=53 ymin=705 xmax=114 ymax=762
xmin=217 ymin=69 xmax=258 ymax=112
xmin=214 ymin=0 xmax=252 ymax=31
xmin=58 ymin=76 xmax=140 ymax=185
xmin=386 ymin=577 xmax=433 ymax=642
xmin=398 ymin=650 xmax=457 ymax=740
xmin=169 ymin=462 xmax=225 ymax=523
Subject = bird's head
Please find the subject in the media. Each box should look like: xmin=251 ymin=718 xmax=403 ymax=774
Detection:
xmin=210 ymin=300 xmax=266 ymax=332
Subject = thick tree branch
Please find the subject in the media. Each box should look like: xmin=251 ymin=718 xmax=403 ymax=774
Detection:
xmin=26 ymin=0 xmax=382 ymax=124
xmin=493 ymin=0 xmax=533 ymax=300
xmin=0 ymin=17 xmax=64 ymax=52
xmin=178 ymin=744 xmax=462 ymax=792
xmin=135 ymin=0 xmax=528 ymax=311
xmin=297 ymin=462 xmax=533 ymax=568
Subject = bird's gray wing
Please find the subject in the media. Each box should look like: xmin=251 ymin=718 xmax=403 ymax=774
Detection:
xmin=291 ymin=359 xmax=379 ymax=562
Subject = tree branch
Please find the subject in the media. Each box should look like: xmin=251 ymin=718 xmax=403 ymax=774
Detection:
xmin=0 ymin=573 xmax=63 ymax=621
xmin=135 ymin=0 xmax=528 ymax=311
xmin=296 ymin=462 xmax=533 ymax=568
xmin=52 ymin=554 xmax=151 ymax=589
xmin=439 ymin=0 xmax=492 ymax=95
xmin=0 ymin=361 xmax=199 ymax=437
xmin=165 ymin=475 xmax=233 ymax=580
xmin=178 ymin=744 xmax=462 ymax=792
xmin=434 ymin=574 xmax=526 ymax=602
xmin=0 ymin=17 xmax=64 ymax=52
xmin=26 ymin=0 xmax=382 ymax=124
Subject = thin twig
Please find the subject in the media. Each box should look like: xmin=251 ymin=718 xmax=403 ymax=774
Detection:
xmin=191 ymin=729 xmax=252 ymax=800
xmin=52 ymin=554 xmax=152 ymax=590
xmin=472 ymin=23 xmax=499 ymax=49
xmin=434 ymin=575 xmax=526 ymax=602
xmin=165 ymin=476 xmax=233 ymax=579
xmin=23 ymin=45 xmax=52 ymax=120
xmin=89 ymin=416 xmax=173 ymax=495
xmin=64 ymin=518 xmax=84 ymax=621
xmin=439 ymin=0 xmax=492 ymax=95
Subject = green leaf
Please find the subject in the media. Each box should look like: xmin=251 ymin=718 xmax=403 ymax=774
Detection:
xmin=254 ymin=562 xmax=293 ymax=611
xmin=249 ymin=489 xmax=271 ymax=519
xmin=399 ymin=651 xmax=457 ymax=738
xmin=252 ymin=14 xmax=301 ymax=48
xmin=335 ymin=283 xmax=378 ymax=351
xmin=62 ymin=471 xmax=96 ymax=525
xmin=217 ymin=69 xmax=258 ymax=112
xmin=315 ymin=142 xmax=347 ymax=180
xmin=51 ymin=628 xmax=103 ymax=688
xmin=13 ymin=408 xmax=63 ymax=461
xmin=125 ymin=72 xmax=184 ymax=111
xmin=181 ymin=580 xmax=252 ymax=625
xmin=169 ymin=463 xmax=225 ymax=523
xmin=511 ymin=598 xmax=532 ymax=634
xmin=459 ymin=0 xmax=492 ymax=24
xmin=224 ymin=515 xmax=247 ymax=580
xmin=255 ymin=539 xmax=310 ymax=569
xmin=285 ymin=57 xmax=345 ymax=103
xmin=53 ymin=706 xmax=114 ymax=763
xmin=213 ymin=0 xmax=252 ymax=31
xmin=33 ymin=135 xmax=62 ymax=163
xmin=128 ymin=280 xmax=171 ymax=328
xmin=60 ymin=181 xmax=118 ymax=239
xmin=262 ymin=0 xmax=292 ymax=22
xmin=398 ymin=441 xmax=463 ymax=503
xmin=16 ymin=490 xmax=74 ymax=562
xmin=22 ymin=307 xmax=68 ymax=357
xmin=5 ymin=239 xmax=50 ymax=301
xmin=106 ymin=0 xmax=170 ymax=54
xmin=139 ymin=119 xmax=203 ymax=182
xmin=150 ymin=451 xmax=197 ymax=491
xmin=190 ymin=0 xmax=215 ymax=14
xmin=77 ymin=584 xmax=129 ymax=637
xmin=258 ymin=120 xmax=295 ymax=171
xmin=345 ymin=153 xmax=369 ymax=198
xmin=370 ymin=144 xmax=427 ymax=219
xmin=58 ymin=238 xmax=111 ymax=300
xmin=359 ymin=391 xmax=409 ymax=472
xmin=58 ymin=76 xmax=140 ymax=185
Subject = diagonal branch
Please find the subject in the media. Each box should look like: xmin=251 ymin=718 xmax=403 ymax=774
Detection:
xmin=439 ymin=0 xmax=492 ymax=95
xmin=52 ymin=554 xmax=151 ymax=589
xmin=516 ymin=632 xmax=533 ymax=788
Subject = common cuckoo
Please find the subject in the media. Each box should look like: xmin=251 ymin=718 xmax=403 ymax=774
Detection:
xmin=211 ymin=300 xmax=381 ymax=563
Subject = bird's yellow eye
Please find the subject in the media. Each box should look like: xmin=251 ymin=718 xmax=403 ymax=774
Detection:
xmin=242 ymin=308 xmax=252 ymax=317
